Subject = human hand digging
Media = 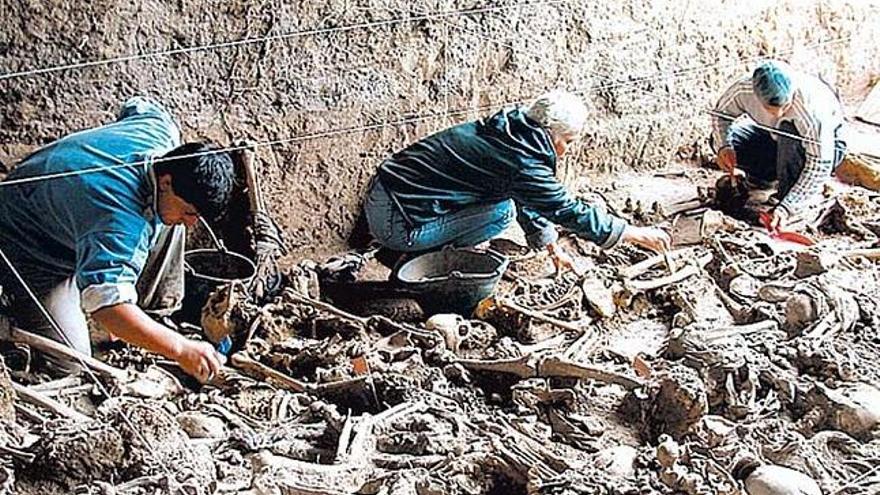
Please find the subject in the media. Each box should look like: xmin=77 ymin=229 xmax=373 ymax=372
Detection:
xmin=717 ymin=146 xmax=737 ymax=175
xmin=546 ymin=242 xmax=585 ymax=276
xmin=621 ymin=225 xmax=672 ymax=252
xmin=174 ymin=339 xmax=224 ymax=383
xmin=767 ymin=207 xmax=789 ymax=231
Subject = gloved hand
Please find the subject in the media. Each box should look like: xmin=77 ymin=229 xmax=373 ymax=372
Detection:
xmin=252 ymin=210 xmax=286 ymax=258
xmin=251 ymin=210 xmax=287 ymax=301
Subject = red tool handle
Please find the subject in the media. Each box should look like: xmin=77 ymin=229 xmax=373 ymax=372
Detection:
xmin=758 ymin=211 xmax=814 ymax=246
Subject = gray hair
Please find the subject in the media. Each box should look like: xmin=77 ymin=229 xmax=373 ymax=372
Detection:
xmin=523 ymin=90 xmax=589 ymax=138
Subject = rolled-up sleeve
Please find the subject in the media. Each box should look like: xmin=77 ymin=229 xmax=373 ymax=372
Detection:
xmin=516 ymin=205 xmax=559 ymax=249
xmin=511 ymin=159 xmax=627 ymax=248
xmin=76 ymin=224 xmax=152 ymax=314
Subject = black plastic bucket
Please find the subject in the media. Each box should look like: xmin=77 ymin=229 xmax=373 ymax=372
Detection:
xmin=394 ymin=248 xmax=509 ymax=316
xmin=178 ymin=249 xmax=256 ymax=324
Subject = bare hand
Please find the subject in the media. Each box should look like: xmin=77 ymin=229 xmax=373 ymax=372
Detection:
xmin=175 ymin=340 xmax=223 ymax=383
xmin=621 ymin=225 xmax=672 ymax=252
xmin=717 ymin=146 xmax=737 ymax=174
xmin=546 ymin=242 xmax=583 ymax=276
xmin=768 ymin=207 xmax=788 ymax=231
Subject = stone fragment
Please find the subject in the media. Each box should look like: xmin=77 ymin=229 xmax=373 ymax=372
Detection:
xmin=593 ymin=445 xmax=638 ymax=477
xmin=177 ymin=411 xmax=228 ymax=439
xmin=581 ymin=277 xmax=617 ymax=317
xmin=794 ymin=250 xmax=840 ymax=278
xmin=784 ymin=293 xmax=819 ymax=332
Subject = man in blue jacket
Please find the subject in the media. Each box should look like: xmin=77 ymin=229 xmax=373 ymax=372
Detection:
xmin=0 ymin=97 xmax=236 ymax=382
xmin=365 ymin=90 xmax=670 ymax=267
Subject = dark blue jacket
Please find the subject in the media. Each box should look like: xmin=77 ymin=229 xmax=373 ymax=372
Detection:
xmin=377 ymin=107 xmax=626 ymax=248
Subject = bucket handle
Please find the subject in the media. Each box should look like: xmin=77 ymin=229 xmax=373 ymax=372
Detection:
xmin=413 ymin=248 xmax=509 ymax=283
xmin=199 ymin=216 xmax=227 ymax=252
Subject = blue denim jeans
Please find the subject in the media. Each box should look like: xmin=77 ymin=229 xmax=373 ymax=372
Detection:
xmin=724 ymin=119 xmax=845 ymax=197
xmin=365 ymin=180 xmax=515 ymax=252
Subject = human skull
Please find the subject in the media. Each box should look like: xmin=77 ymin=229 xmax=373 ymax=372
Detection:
xmin=426 ymin=314 xmax=469 ymax=353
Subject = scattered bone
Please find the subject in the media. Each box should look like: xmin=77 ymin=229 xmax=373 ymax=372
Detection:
xmin=5 ymin=326 xmax=127 ymax=381
xmin=538 ymin=356 xmax=644 ymax=390
xmin=593 ymin=444 xmax=638 ymax=477
xmin=425 ymin=314 xmax=468 ymax=353
xmin=231 ymin=352 xmax=311 ymax=393
xmin=795 ymin=250 xmax=840 ymax=278
xmin=733 ymin=458 xmax=822 ymax=495
xmin=115 ymin=365 xmax=184 ymax=399
xmin=8 ymin=177 xmax=880 ymax=494
xmin=12 ymin=382 xmax=90 ymax=422
xmin=624 ymin=364 xmax=709 ymax=440
xmin=494 ymin=296 xmax=589 ymax=336
xmin=622 ymin=249 xmax=713 ymax=292
xmin=0 ymin=358 xmax=14 ymax=422
xmin=798 ymin=382 xmax=880 ymax=440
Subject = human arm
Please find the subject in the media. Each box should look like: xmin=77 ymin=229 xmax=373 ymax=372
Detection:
xmin=92 ymin=303 xmax=221 ymax=382
xmin=77 ymin=225 xmax=219 ymax=380
xmin=711 ymin=77 xmax=752 ymax=171
xmin=515 ymin=205 xmax=559 ymax=248
xmin=510 ymin=161 xmax=671 ymax=252
xmin=776 ymin=100 xmax=836 ymax=214
xmin=510 ymin=159 xmax=626 ymax=248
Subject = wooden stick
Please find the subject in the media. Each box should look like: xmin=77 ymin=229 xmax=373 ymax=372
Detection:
xmin=9 ymin=327 xmax=127 ymax=381
xmin=239 ymin=145 xmax=266 ymax=214
xmin=13 ymin=382 xmax=91 ymax=422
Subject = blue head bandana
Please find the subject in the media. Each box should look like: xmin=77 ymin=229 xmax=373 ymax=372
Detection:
xmin=752 ymin=61 xmax=793 ymax=107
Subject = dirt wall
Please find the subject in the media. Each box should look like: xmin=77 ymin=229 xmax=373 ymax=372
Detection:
xmin=1 ymin=0 xmax=878 ymax=259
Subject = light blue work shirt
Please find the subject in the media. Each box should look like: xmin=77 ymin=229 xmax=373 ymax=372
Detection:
xmin=0 ymin=97 xmax=181 ymax=314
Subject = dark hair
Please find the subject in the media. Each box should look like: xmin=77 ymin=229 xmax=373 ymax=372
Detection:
xmin=154 ymin=142 xmax=236 ymax=222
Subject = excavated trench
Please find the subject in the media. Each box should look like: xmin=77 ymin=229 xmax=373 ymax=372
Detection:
xmin=1 ymin=1 xmax=880 ymax=494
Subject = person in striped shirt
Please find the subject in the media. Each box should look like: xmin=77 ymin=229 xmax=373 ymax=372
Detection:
xmin=363 ymin=90 xmax=671 ymax=271
xmin=711 ymin=60 xmax=846 ymax=228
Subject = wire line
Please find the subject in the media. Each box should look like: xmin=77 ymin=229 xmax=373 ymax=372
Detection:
xmin=0 ymin=0 xmax=569 ymax=82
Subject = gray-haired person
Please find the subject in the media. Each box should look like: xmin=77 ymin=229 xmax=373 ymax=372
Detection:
xmin=362 ymin=89 xmax=670 ymax=269
xmin=711 ymin=60 xmax=846 ymax=228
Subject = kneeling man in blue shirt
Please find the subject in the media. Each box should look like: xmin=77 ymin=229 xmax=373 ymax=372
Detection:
xmin=0 ymin=97 xmax=236 ymax=382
